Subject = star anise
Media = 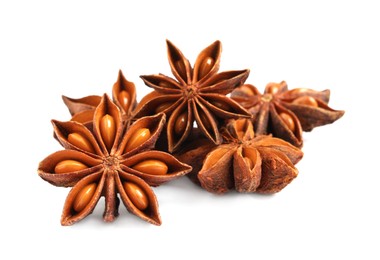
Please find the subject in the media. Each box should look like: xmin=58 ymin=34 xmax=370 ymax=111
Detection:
xmin=38 ymin=94 xmax=191 ymax=225
xmin=62 ymin=70 xmax=137 ymax=128
xmin=176 ymin=119 xmax=303 ymax=194
xmin=132 ymin=40 xmax=251 ymax=152
xmin=231 ymin=81 xmax=345 ymax=147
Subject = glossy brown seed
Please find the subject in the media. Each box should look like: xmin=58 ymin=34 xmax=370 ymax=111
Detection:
xmin=198 ymin=57 xmax=214 ymax=79
xmin=292 ymin=96 xmax=319 ymax=107
xmin=54 ymin=160 xmax=88 ymax=174
xmin=73 ymin=183 xmax=97 ymax=212
xmin=279 ymin=112 xmax=295 ymax=132
xmin=210 ymin=100 xmax=230 ymax=111
xmin=159 ymin=81 xmax=176 ymax=89
xmin=100 ymin=114 xmax=116 ymax=151
xmin=198 ymin=110 xmax=213 ymax=131
xmin=265 ymin=83 xmax=281 ymax=95
xmin=155 ymin=102 xmax=173 ymax=114
xmin=132 ymin=160 xmax=168 ymax=175
xmin=124 ymin=128 xmax=151 ymax=153
xmin=291 ymin=88 xmax=309 ymax=94
xmin=67 ymin=132 xmax=96 ymax=154
xmin=175 ymin=60 xmax=187 ymax=80
xmin=118 ymin=90 xmax=130 ymax=112
xmin=123 ymin=182 xmax=149 ymax=211
xmin=174 ymin=112 xmax=187 ymax=136
xmin=239 ymin=85 xmax=255 ymax=96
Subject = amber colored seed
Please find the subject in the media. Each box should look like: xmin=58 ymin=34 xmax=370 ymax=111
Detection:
xmin=158 ymin=81 xmax=176 ymax=89
xmin=118 ymin=90 xmax=130 ymax=112
xmin=132 ymin=159 xmax=168 ymax=175
xmin=292 ymin=96 xmax=319 ymax=107
xmin=123 ymin=182 xmax=149 ymax=211
xmin=54 ymin=160 xmax=88 ymax=174
xmin=73 ymin=183 xmax=97 ymax=212
xmin=174 ymin=112 xmax=188 ymax=136
xmin=68 ymin=132 xmax=96 ymax=154
xmin=124 ymin=128 xmax=151 ymax=153
xmin=155 ymin=102 xmax=173 ymax=114
xmin=239 ymin=85 xmax=255 ymax=96
xmin=100 ymin=114 xmax=116 ymax=151
xmin=198 ymin=57 xmax=214 ymax=79
xmin=292 ymin=88 xmax=308 ymax=94
xmin=175 ymin=60 xmax=187 ymax=80
xmin=210 ymin=100 xmax=230 ymax=111
xmin=265 ymin=83 xmax=281 ymax=95
xmin=279 ymin=112 xmax=295 ymax=132
xmin=198 ymin=110 xmax=213 ymax=131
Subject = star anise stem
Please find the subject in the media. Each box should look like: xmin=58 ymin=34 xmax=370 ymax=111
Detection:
xmin=103 ymin=172 xmax=118 ymax=222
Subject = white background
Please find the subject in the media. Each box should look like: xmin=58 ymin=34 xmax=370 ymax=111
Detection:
xmin=1 ymin=0 xmax=379 ymax=259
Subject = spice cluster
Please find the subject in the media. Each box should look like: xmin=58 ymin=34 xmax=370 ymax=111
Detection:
xmin=37 ymin=40 xmax=344 ymax=226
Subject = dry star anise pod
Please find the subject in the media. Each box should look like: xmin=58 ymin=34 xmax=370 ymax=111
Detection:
xmin=176 ymin=119 xmax=303 ymax=194
xmin=62 ymin=70 xmax=137 ymax=127
xmin=231 ymin=81 xmax=345 ymax=147
xmin=133 ymin=40 xmax=251 ymax=152
xmin=38 ymin=94 xmax=191 ymax=226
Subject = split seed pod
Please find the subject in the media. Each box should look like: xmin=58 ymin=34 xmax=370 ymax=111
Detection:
xmin=38 ymin=94 xmax=191 ymax=225
xmin=231 ymin=82 xmax=345 ymax=147
xmin=176 ymin=119 xmax=303 ymax=194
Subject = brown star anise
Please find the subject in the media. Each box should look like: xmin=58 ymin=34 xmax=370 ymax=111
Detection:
xmin=132 ymin=40 xmax=251 ymax=152
xmin=231 ymin=81 xmax=345 ymax=147
xmin=62 ymin=70 xmax=136 ymax=127
xmin=38 ymin=94 xmax=191 ymax=225
xmin=176 ymin=119 xmax=303 ymax=194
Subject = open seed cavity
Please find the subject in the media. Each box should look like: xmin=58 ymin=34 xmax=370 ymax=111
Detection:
xmin=132 ymin=159 xmax=168 ymax=175
xmin=54 ymin=160 xmax=88 ymax=174
xmin=124 ymin=128 xmax=151 ymax=153
xmin=123 ymin=182 xmax=149 ymax=211
xmin=100 ymin=114 xmax=116 ymax=151
xmin=68 ymin=132 xmax=96 ymax=154
xmin=73 ymin=183 xmax=97 ymax=212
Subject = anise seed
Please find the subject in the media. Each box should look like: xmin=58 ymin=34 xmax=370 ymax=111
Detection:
xmin=174 ymin=112 xmax=187 ymax=136
xmin=100 ymin=114 xmax=116 ymax=151
xmin=158 ymin=81 xmax=176 ymax=89
xmin=238 ymin=85 xmax=256 ymax=96
xmin=198 ymin=110 xmax=213 ymax=131
xmin=132 ymin=160 xmax=168 ymax=175
xmin=124 ymin=128 xmax=151 ymax=153
xmin=123 ymin=182 xmax=149 ymax=211
xmin=175 ymin=60 xmax=187 ymax=80
xmin=279 ymin=112 xmax=295 ymax=132
xmin=73 ymin=183 xmax=97 ymax=212
xmin=54 ymin=160 xmax=88 ymax=174
xmin=118 ymin=90 xmax=130 ymax=112
xmin=198 ymin=57 xmax=214 ymax=79
xmin=265 ymin=83 xmax=281 ymax=95
xmin=292 ymin=96 xmax=318 ymax=107
xmin=155 ymin=102 xmax=173 ymax=114
xmin=210 ymin=100 xmax=230 ymax=111
xmin=67 ymin=132 xmax=96 ymax=154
